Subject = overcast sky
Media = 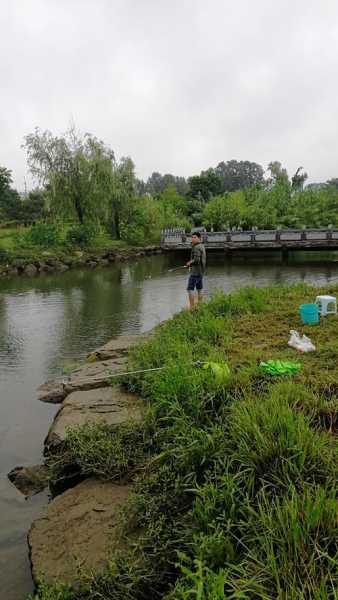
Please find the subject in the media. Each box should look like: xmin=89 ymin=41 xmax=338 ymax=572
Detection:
xmin=2 ymin=0 xmax=338 ymax=189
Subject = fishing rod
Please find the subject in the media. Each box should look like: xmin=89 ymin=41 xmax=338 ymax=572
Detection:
xmin=108 ymin=360 xmax=208 ymax=380
xmin=167 ymin=265 xmax=188 ymax=273
xmin=61 ymin=360 xmax=228 ymax=385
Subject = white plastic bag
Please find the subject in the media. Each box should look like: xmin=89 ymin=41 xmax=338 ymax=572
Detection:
xmin=288 ymin=330 xmax=315 ymax=353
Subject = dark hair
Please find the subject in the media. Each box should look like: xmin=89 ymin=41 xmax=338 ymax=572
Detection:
xmin=192 ymin=231 xmax=201 ymax=239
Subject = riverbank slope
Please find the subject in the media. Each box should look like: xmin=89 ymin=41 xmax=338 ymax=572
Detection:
xmin=30 ymin=283 xmax=338 ymax=599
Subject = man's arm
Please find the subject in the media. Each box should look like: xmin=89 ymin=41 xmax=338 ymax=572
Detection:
xmin=186 ymin=248 xmax=201 ymax=267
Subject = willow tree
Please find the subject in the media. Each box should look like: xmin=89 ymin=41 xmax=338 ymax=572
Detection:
xmin=23 ymin=127 xmax=136 ymax=237
xmin=23 ymin=127 xmax=113 ymax=225
xmin=109 ymin=156 xmax=136 ymax=239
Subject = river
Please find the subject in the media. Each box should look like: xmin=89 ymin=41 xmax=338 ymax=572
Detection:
xmin=1 ymin=251 xmax=338 ymax=599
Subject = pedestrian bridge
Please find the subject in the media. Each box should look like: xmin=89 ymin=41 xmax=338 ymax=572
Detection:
xmin=161 ymin=229 xmax=338 ymax=252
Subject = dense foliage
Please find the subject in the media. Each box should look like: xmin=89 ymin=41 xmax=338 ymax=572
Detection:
xmin=1 ymin=128 xmax=338 ymax=253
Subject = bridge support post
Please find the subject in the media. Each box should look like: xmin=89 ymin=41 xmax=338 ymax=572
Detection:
xmin=281 ymin=247 xmax=289 ymax=263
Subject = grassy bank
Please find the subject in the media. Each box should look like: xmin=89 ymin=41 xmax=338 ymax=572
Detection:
xmin=32 ymin=284 xmax=338 ymax=599
xmin=0 ymin=225 xmax=160 ymax=276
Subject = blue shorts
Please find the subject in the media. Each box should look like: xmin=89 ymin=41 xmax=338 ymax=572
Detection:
xmin=187 ymin=274 xmax=203 ymax=291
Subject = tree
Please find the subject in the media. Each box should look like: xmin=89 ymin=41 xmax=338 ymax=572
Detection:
xmin=23 ymin=127 xmax=114 ymax=225
xmin=110 ymin=157 xmax=136 ymax=239
xmin=214 ymin=160 xmax=264 ymax=192
xmin=187 ymin=169 xmax=222 ymax=203
xmin=0 ymin=166 xmax=13 ymax=197
xmin=267 ymin=161 xmax=289 ymax=185
xmin=156 ymin=186 xmax=190 ymax=230
xmin=0 ymin=166 xmax=22 ymax=221
xmin=291 ymin=167 xmax=308 ymax=192
xmin=158 ymin=186 xmax=187 ymax=216
xmin=326 ymin=178 xmax=338 ymax=190
xmin=144 ymin=172 xmax=188 ymax=196
xmin=21 ymin=189 xmax=46 ymax=224
xmin=203 ymin=192 xmax=246 ymax=229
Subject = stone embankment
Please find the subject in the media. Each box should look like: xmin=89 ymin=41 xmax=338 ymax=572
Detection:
xmin=0 ymin=245 xmax=162 ymax=279
xmin=8 ymin=331 xmax=152 ymax=586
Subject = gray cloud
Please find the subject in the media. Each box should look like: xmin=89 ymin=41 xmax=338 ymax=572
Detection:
xmin=1 ymin=0 xmax=338 ymax=189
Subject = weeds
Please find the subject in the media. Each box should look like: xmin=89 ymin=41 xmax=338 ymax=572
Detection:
xmin=48 ymin=421 xmax=150 ymax=485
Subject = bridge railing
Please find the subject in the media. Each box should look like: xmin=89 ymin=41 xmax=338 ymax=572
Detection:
xmin=161 ymin=229 xmax=338 ymax=245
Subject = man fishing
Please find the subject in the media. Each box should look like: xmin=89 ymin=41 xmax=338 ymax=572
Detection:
xmin=186 ymin=231 xmax=206 ymax=309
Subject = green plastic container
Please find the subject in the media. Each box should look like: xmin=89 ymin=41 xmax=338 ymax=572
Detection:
xmin=299 ymin=303 xmax=319 ymax=325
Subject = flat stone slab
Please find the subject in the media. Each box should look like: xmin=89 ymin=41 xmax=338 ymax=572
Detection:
xmin=45 ymin=386 xmax=143 ymax=451
xmin=38 ymin=357 xmax=129 ymax=404
xmin=28 ymin=478 xmax=130 ymax=585
xmin=64 ymin=357 xmax=128 ymax=395
xmin=87 ymin=332 xmax=153 ymax=361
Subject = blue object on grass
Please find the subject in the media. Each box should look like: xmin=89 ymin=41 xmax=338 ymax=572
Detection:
xmin=299 ymin=303 xmax=319 ymax=325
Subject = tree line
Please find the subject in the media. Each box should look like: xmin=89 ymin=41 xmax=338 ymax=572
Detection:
xmin=1 ymin=126 xmax=338 ymax=245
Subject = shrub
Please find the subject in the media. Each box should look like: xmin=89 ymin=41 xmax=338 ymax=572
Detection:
xmin=0 ymin=247 xmax=10 ymax=263
xmin=23 ymin=223 xmax=60 ymax=247
xmin=65 ymin=223 xmax=97 ymax=247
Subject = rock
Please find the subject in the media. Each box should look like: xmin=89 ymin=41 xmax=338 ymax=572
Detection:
xmin=13 ymin=258 xmax=25 ymax=269
xmin=28 ymin=479 xmax=130 ymax=585
xmin=45 ymin=386 xmax=143 ymax=451
xmin=40 ymin=263 xmax=54 ymax=273
xmin=87 ymin=334 xmax=146 ymax=361
xmin=144 ymin=245 xmax=158 ymax=254
xmin=37 ymin=261 xmax=54 ymax=272
xmin=8 ymin=465 xmax=48 ymax=497
xmin=55 ymin=262 xmax=69 ymax=272
xmin=38 ymin=357 xmax=128 ymax=405
xmin=98 ymin=258 xmax=109 ymax=267
xmin=24 ymin=263 xmax=38 ymax=276
xmin=45 ymin=258 xmax=57 ymax=267
xmin=8 ymin=267 xmax=18 ymax=277
xmin=64 ymin=357 xmax=128 ymax=395
xmin=87 ymin=260 xmax=98 ymax=268
xmin=72 ymin=257 xmax=86 ymax=267
xmin=37 ymin=380 xmax=66 ymax=404
xmin=63 ymin=259 xmax=73 ymax=267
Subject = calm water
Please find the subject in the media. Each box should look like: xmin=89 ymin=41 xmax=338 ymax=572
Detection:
xmin=2 ymin=252 xmax=338 ymax=599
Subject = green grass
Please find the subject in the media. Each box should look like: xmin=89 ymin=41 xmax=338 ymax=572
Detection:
xmin=32 ymin=285 xmax=338 ymax=599
xmin=0 ymin=224 xmax=145 ymax=268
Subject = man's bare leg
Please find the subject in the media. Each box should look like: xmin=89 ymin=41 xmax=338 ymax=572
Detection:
xmin=188 ymin=291 xmax=195 ymax=309
xmin=197 ymin=291 xmax=203 ymax=304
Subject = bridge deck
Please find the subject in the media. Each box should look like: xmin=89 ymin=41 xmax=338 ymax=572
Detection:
xmin=161 ymin=229 xmax=338 ymax=252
